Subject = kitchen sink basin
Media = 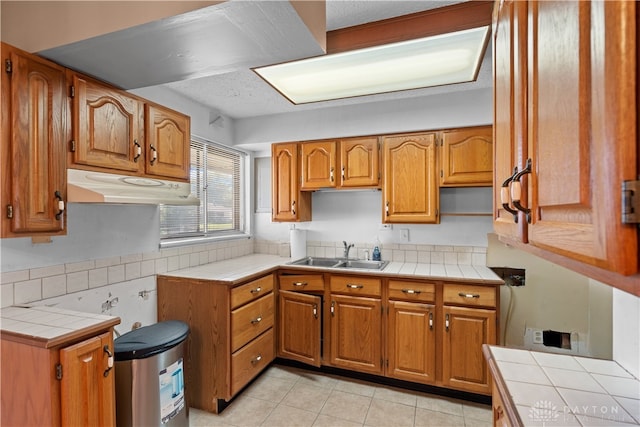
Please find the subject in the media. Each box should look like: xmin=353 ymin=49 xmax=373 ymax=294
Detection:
xmin=287 ymin=257 xmax=389 ymax=270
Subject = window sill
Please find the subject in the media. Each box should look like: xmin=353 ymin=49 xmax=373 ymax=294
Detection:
xmin=160 ymin=233 xmax=251 ymax=249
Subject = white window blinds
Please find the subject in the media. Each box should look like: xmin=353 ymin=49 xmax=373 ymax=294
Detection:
xmin=160 ymin=138 xmax=244 ymax=239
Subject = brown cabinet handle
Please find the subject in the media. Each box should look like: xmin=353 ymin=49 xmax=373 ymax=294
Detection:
xmin=251 ymin=354 xmax=262 ymax=365
xmin=331 ymin=301 xmax=335 ymax=316
xmin=54 ymin=191 xmax=65 ymax=220
xmin=149 ymin=144 xmax=158 ymax=165
xmin=292 ymin=282 xmax=307 ymax=287
xmin=510 ymin=158 xmax=532 ymax=223
xmin=458 ymin=292 xmax=480 ymax=299
xmin=250 ymin=316 xmax=262 ymax=324
xmin=500 ymin=166 xmax=519 ymax=222
xmin=429 ymin=312 xmax=433 ymax=330
xmin=133 ymin=139 xmax=141 ymax=162
xmin=250 ymin=287 xmax=262 ymax=294
xmin=103 ymin=345 xmax=114 ymax=377
xmin=346 ymin=284 xmax=364 ymax=289
xmin=402 ymin=289 xmax=421 ymax=295
xmin=445 ymin=314 xmax=450 ymax=332
xmin=312 ymin=303 xmax=318 ymax=319
xmin=291 ymin=200 xmax=296 ymax=216
xmin=385 ymin=201 xmax=389 ymax=216
xmin=330 ymin=167 xmax=334 ymax=182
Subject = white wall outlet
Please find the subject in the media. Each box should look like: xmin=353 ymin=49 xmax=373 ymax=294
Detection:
xmin=533 ymin=329 xmax=544 ymax=344
xmin=400 ymin=228 xmax=410 ymax=242
xmin=379 ymin=224 xmax=392 ymax=230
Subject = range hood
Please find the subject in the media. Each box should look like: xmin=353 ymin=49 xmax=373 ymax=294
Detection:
xmin=67 ymin=169 xmax=199 ymax=206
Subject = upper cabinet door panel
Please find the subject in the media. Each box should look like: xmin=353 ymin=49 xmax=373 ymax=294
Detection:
xmin=5 ymin=47 xmax=66 ymax=235
xmin=382 ymin=133 xmax=438 ymax=223
xmin=71 ymin=74 xmax=142 ymax=173
xmin=145 ymin=104 xmax=190 ymax=181
xmin=527 ymin=0 xmax=638 ymax=275
xmin=301 ymin=141 xmax=337 ymax=189
xmin=272 ymin=143 xmax=311 ymax=221
xmin=340 ymin=137 xmax=380 ymax=188
xmin=440 ymin=126 xmax=493 ymax=187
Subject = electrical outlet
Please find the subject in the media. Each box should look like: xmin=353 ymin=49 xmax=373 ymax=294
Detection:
xmin=533 ymin=329 xmax=544 ymax=344
xmin=400 ymin=228 xmax=409 ymax=242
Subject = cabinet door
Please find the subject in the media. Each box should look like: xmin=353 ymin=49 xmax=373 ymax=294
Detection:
xmin=387 ymin=301 xmax=435 ymax=384
xmin=492 ymin=0 xmax=528 ymax=242
xmin=442 ymin=306 xmax=495 ymax=395
xmin=145 ymin=103 xmax=190 ymax=180
xmin=278 ymin=291 xmax=322 ymax=367
xmin=60 ymin=331 xmax=115 ymax=426
xmin=329 ymin=294 xmax=382 ymax=374
xmin=301 ymin=141 xmax=337 ymax=189
xmin=3 ymin=46 xmax=66 ymax=235
xmin=382 ymin=133 xmax=438 ymax=223
xmin=71 ymin=74 xmax=142 ymax=173
xmin=271 ymin=143 xmax=311 ymax=221
xmin=440 ymin=126 xmax=493 ymax=187
xmin=339 ymin=137 xmax=380 ymax=188
xmin=525 ymin=0 xmax=638 ymax=275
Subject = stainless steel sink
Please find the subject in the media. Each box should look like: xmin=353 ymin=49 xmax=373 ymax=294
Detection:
xmin=288 ymin=257 xmax=343 ymax=267
xmin=287 ymin=257 xmax=388 ymax=270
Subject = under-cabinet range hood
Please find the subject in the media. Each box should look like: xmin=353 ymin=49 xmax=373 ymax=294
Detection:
xmin=67 ymin=169 xmax=199 ymax=206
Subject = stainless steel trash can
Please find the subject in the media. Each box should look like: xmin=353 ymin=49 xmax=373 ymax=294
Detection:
xmin=114 ymin=320 xmax=189 ymax=427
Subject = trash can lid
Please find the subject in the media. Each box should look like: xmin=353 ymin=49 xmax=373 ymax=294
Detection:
xmin=114 ymin=320 xmax=189 ymax=361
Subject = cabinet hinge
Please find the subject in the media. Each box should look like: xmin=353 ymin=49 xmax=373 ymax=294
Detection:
xmin=5 ymin=59 xmax=12 ymax=74
xmin=69 ymin=85 xmax=75 ymax=98
xmin=69 ymin=140 xmax=76 ymax=152
xmin=622 ymin=179 xmax=640 ymax=224
xmin=6 ymin=204 xmax=13 ymax=219
xmin=55 ymin=363 xmax=63 ymax=380
xmin=440 ymin=170 xmax=443 ymax=178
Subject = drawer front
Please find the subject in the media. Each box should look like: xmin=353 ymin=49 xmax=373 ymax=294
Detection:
xmin=330 ymin=275 xmax=381 ymax=297
xmin=443 ymin=284 xmax=496 ymax=308
xmin=231 ymin=294 xmax=274 ymax=352
xmin=231 ymin=328 xmax=274 ymax=396
xmin=388 ymin=280 xmax=436 ymax=303
xmin=231 ymin=274 xmax=274 ymax=309
xmin=279 ymin=274 xmax=324 ymax=292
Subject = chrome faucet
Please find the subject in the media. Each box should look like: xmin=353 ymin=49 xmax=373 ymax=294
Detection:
xmin=342 ymin=241 xmax=355 ymax=259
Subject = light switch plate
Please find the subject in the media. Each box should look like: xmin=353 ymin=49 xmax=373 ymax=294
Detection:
xmin=400 ymin=228 xmax=409 ymax=242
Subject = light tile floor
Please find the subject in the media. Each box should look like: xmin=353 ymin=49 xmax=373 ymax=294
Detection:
xmin=189 ymin=364 xmax=492 ymax=427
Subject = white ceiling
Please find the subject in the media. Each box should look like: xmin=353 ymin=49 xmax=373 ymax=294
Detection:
xmin=40 ymin=0 xmax=491 ymax=121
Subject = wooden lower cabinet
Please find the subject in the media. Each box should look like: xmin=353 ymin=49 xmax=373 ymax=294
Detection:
xmin=442 ymin=305 xmax=496 ymax=394
xmin=1 ymin=329 xmax=116 ymax=427
xmin=387 ymin=300 xmax=436 ymax=384
xmin=157 ymin=273 xmax=275 ymax=413
xmin=278 ymin=290 xmax=322 ymax=367
xmin=329 ymin=294 xmax=383 ymax=375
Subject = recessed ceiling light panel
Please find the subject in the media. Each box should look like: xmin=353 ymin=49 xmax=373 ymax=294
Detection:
xmin=254 ymin=26 xmax=490 ymax=104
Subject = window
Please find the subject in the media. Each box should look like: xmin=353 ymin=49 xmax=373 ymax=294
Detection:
xmin=160 ymin=137 xmax=246 ymax=240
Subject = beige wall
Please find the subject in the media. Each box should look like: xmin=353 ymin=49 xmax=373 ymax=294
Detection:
xmin=1 ymin=1 xmax=221 ymax=52
xmin=487 ymin=233 xmax=613 ymax=359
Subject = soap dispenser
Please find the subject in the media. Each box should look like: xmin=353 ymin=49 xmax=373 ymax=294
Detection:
xmin=372 ymin=237 xmax=381 ymax=261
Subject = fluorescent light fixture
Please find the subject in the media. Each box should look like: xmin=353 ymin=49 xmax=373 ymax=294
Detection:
xmin=254 ymin=26 xmax=490 ymax=104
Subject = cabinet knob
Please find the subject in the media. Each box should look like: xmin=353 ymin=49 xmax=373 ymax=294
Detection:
xmin=251 ymin=354 xmax=262 ymax=365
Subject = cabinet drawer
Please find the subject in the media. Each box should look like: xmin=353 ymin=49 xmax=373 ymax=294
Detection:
xmin=443 ymin=284 xmax=496 ymax=308
xmin=330 ymin=275 xmax=381 ymax=297
xmin=231 ymin=275 xmax=274 ymax=309
xmin=388 ymin=280 xmax=435 ymax=303
xmin=279 ymin=274 xmax=324 ymax=292
xmin=231 ymin=294 xmax=274 ymax=352
xmin=231 ymin=328 xmax=274 ymax=396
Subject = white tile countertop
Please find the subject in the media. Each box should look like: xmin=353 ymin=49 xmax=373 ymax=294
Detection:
xmin=159 ymin=253 xmax=503 ymax=284
xmin=484 ymin=345 xmax=640 ymax=426
xmin=0 ymin=305 xmax=120 ymax=347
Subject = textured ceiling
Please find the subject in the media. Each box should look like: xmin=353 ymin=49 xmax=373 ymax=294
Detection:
xmin=160 ymin=0 xmax=490 ymax=119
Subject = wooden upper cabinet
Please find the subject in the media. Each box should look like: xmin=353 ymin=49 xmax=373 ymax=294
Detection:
xmin=272 ymin=143 xmax=311 ymax=222
xmin=70 ymin=74 xmax=143 ymax=173
xmin=440 ymin=126 xmax=493 ymax=187
xmin=339 ymin=137 xmax=380 ymax=188
xmin=493 ymin=0 xmax=639 ymax=290
xmin=492 ymin=0 xmax=528 ymax=243
xmin=1 ymin=43 xmax=67 ymax=237
xmin=300 ymin=140 xmax=337 ymax=189
xmin=144 ymin=103 xmax=190 ymax=181
xmin=382 ymin=132 xmax=438 ymax=223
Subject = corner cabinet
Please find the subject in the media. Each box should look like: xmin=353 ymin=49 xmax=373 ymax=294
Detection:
xmin=1 ymin=318 xmax=118 ymax=426
xmin=439 ymin=126 xmax=493 ymax=187
xmin=157 ymin=273 xmax=275 ymax=413
xmin=271 ymin=143 xmax=311 ymax=222
xmin=1 ymin=43 xmax=67 ymax=238
xmin=382 ymin=132 xmax=439 ymax=223
xmin=493 ymin=0 xmax=639 ymax=294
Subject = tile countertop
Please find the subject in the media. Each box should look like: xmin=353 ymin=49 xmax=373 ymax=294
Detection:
xmin=484 ymin=345 xmax=640 ymax=426
xmin=159 ymin=253 xmax=504 ymax=285
xmin=0 ymin=305 xmax=120 ymax=348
